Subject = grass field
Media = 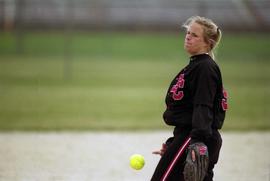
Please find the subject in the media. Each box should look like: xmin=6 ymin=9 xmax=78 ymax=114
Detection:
xmin=0 ymin=31 xmax=269 ymax=131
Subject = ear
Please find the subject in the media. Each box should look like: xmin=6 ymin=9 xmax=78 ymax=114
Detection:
xmin=209 ymin=39 xmax=216 ymax=50
xmin=203 ymin=40 xmax=211 ymax=52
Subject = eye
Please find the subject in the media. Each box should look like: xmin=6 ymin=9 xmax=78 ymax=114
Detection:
xmin=186 ymin=30 xmax=198 ymax=38
xmin=191 ymin=32 xmax=198 ymax=37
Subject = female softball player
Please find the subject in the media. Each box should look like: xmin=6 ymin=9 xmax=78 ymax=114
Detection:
xmin=151 ymin=16 xmax=228 ymax=181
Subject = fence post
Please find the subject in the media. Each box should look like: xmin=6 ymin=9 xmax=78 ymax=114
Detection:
xmin=15 ymin=0 xmax=24 ymax=55
xmin=64 ymin=0 xmax=74 ymax=81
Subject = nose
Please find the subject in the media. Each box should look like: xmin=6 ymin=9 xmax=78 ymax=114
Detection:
xmin=185 ymin=34 xmax=191 ymax=41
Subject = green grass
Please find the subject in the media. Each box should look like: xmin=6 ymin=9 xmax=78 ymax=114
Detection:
xmin=0 ymin=31 xmax=269 ymax=131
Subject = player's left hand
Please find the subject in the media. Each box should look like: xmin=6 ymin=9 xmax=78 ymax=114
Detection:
xmin=183 ymin=142 xmax=209 ymax=181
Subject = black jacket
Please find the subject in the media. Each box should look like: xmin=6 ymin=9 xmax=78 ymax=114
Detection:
xmin=163 ymin=54 xmax=224 ymax=143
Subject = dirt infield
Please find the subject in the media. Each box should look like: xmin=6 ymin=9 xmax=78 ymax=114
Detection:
xmin=0 ymin=131 xmax=269 ymax=181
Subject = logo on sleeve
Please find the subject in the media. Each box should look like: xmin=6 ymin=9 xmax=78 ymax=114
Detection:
xmin=170 ymin=73 xmax=185 ymax=101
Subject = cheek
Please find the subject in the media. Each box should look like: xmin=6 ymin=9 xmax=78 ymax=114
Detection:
xmin=199 ymin=38 xmax=209 ymax=47
xmin=195 ymin=39 xmax=207 ymax=48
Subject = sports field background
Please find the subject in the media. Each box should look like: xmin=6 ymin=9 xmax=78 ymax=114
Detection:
xmin=0 ymin=31 xmax=270 ymax=131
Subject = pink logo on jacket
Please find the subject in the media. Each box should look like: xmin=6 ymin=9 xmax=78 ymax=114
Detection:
xmin=170 ymin=74 xmax=185 ymax=101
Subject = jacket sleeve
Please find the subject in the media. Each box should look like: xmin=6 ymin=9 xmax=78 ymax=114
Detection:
xmin=190 ymin=62 xmax=218 ymax=143
xmin=190 ymin=105 xmax=214 ymax=143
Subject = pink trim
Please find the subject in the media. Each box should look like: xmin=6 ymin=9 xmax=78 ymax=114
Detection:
xmin=161 ymin=137 xmax=191 ymax=181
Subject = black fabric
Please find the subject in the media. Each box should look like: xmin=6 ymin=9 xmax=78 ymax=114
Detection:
xmin=151 ymin=128 xmax=191 ymax=181
xmin=191 ymin=105 xmax=214 ymax=143
xmin=163 ymin=54 xmax=226 ymax=142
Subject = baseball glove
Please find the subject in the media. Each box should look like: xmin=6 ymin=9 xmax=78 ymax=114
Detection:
xmin=183 ymin=142 xmax=209 ymax=181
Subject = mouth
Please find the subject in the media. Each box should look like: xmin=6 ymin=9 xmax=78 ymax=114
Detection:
xmin=184 ymin=41 xmax=191 ymax=47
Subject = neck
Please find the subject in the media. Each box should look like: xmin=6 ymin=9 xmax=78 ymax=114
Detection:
xmin=190 ymin=52 xmax=209 ymax=56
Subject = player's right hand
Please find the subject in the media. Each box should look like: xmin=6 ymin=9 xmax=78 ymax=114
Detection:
xmin=152 ymin=143 xmax=167 ymax=156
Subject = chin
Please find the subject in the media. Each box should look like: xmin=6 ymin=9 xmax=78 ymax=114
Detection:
xmin=184 ymin=47 xmax=192 ymax=55
xmin=184 ymin=46 xmax=189 ymax=52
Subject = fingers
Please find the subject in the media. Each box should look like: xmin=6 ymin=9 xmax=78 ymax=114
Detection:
xmin=152 ymin=150 xmax=162 ymax=155
xmin=191 ymin=150 xmax=196 ymax=162
xmin=152 ymin=143 xmax=167 ymax=156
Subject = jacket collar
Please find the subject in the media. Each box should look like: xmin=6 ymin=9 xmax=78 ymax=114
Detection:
xmin=189 ymin=53 xmax=210 ymax=62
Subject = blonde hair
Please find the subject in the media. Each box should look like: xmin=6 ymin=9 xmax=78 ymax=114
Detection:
xmin=183 ymin=16 xmax=222 ymax=59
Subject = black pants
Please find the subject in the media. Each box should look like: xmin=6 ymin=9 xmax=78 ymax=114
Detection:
xmin=151 ymin=128 xmax=222 ymax=181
